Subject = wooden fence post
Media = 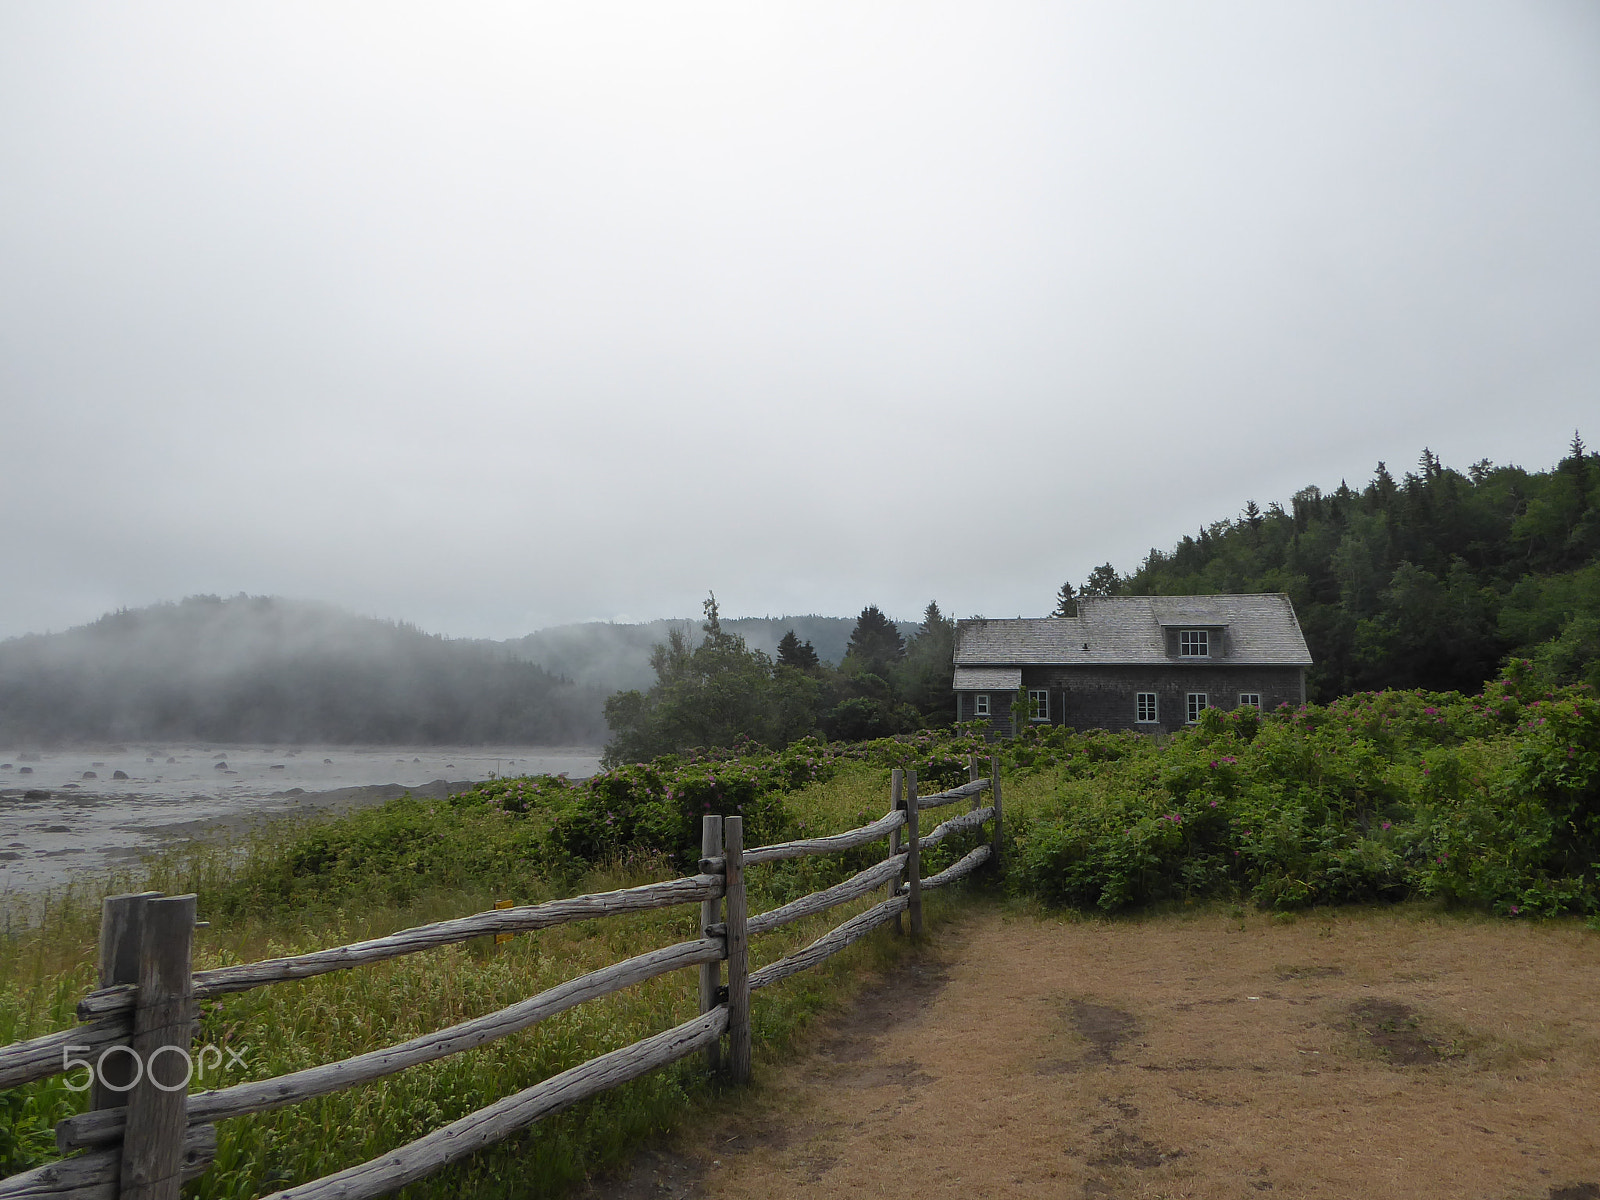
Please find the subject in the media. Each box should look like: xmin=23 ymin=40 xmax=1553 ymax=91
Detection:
xmin=92 ymin=892 xmax=162 ymax=1114
xmin=905 ymin=771 xmax=922 ymax=937
xmin=887 ymin=770 xmax=904 ymax=935
xmin=120 ymin=893 xmax=196 ymax=1200
xmin=699 ymin=815 xmax=724 ymax=1074
xmin=990 ymin=754 xmax=1003 ymax=870
xmin=723 ymin=817 xmax=751 ymax=1085
xmin=968 ymin=756 xmax=981 ymax=809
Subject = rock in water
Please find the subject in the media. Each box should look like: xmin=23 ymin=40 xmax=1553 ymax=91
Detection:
xmin=214 ymin=761 xmax=228 ymax=770
xmin=113 ymin=770 xmax=129 ymax=780
xmin=82 ymin=771 xmax=97 ymax=780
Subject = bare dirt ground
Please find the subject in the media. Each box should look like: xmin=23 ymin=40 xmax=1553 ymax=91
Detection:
xmin=583 ymin=902 xmax=1600 ymax=1200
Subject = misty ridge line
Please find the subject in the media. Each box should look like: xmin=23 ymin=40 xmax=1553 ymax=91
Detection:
xmin=0 ymin=595 xmax=917 ymax=748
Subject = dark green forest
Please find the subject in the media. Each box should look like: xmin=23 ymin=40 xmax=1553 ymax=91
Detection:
xmin=1059 ymin=436 xmax=1600 ymax=701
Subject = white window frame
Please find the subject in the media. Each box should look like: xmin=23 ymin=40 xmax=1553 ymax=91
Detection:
xmin=1135 ymin=692 xmax=1158 ymax=723
xmin=1186 ymin=692 xmax=1209 ymax=723
xmin=1028 ymin=689 xmax=1049 ymax=722
xmin=973 ymin=693 xmax=989 ymax=717
xmin=1179 ymin=629 xmax=1210 ymax=657
xmin=1238 ymin=693 xmax=1261 ymax=710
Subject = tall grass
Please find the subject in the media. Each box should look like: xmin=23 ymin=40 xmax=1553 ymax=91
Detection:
xmin=0 ymin=761 xmax=984 ymax=1197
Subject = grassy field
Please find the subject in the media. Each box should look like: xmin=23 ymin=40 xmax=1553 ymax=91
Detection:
xmin=0 ymin=761 xmax=989 ymax=1199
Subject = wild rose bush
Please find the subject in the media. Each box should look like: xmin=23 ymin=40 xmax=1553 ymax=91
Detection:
xmin=1010 ymin=671 xmax=1600 ymax=914
xmin=849 ymin=727 xmax=996 ymax=789
xmin=455 ymin=738 xmax=843 ymax=868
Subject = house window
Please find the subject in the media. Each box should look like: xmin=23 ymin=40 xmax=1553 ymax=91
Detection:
xmin=974 ymin=693 xmax=989 ymax=717
xmin=1238 ymin=693 xmax=1261 ymax=710
xmin=1187 ymin=693 xmax=1209 ymax=723
xmin=1135 ymin=693 xmax=1158 ymax=723
xmin=1028 ymin=689 xmax=1049 ymax=721
xmin=1179 ymin=630 xmax=1209 ymax=657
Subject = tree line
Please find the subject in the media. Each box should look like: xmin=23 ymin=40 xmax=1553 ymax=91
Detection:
xmin=600 ymin=594 xmax=955 ymax=764
xmin=1052 ymin=434 xmax=1600 ymax=699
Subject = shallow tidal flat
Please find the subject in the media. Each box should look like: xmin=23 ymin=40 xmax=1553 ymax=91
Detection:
xmin=0 ymin=744 xmax=601 ymax=896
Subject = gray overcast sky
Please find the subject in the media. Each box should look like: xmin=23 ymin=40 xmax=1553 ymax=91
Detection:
xmin=3 ymin=2 xmax=1598 ymax=641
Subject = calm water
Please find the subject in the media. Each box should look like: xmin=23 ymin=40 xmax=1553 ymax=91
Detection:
xmin=0 ymin=744 xmax=601 ymax=896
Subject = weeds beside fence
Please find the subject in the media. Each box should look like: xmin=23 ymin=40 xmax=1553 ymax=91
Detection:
xmin=0 ymin=759 xmax=1001 ymax=1200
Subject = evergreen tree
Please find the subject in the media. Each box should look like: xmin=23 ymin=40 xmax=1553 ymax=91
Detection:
xmin=1367 ymin=461 xmax=1398 ymax=511
xmin=1080 ymin=563 xmax=1122 ymax=599
xmin=844 ymin=604 xmax=905 ymax=677
xmin=1242 ymin=500 xmax=1264 ymax=541
xmin=898 ymin=601 xmax=956 ymax=723
xmin=776 ymin=629 xmax=820 ymax=669
xmin=1052 ymin=582 xmax=1077 ymax=617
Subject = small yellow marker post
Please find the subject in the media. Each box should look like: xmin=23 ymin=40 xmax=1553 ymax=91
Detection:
xmin=494 ymin=899 xmax=514 ymax=945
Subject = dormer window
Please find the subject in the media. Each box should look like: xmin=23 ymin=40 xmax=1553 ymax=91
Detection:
xmin=1178 ymin=629 xmax=1210 ymax=657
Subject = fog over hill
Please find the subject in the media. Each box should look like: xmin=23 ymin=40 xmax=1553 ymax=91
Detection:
xmin=0 ymin=596 xmax=606 ymax=746
xmin=0 ymin=597 xmax=916 ymax=747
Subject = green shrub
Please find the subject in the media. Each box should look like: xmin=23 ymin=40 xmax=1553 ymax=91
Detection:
xmin=1007 ymin=676 xmax=1599 ymax=914
xmin=538 ymin=739 xmax=840 ymax=867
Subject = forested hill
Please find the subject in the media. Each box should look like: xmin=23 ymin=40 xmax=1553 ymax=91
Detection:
xmin=1085 ymin=437 xmax=1599 ymax=700
xmin=0 ymin=596 xmax=609 ymax=746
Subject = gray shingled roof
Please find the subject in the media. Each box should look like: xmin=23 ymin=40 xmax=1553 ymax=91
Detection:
xmin=953 ymin=666 xmax=1023 ymax=690
xmin=953 ymin=594 xmax=1312 ymax=667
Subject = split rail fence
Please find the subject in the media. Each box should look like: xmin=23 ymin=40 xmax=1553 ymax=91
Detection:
xmin=0 ymin=758 xmax=1002 ymax=1200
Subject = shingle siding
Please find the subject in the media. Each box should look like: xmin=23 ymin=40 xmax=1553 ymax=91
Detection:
xmin=957 ymin=688 xmax=1020 ymax=738
xmin=1026 ymin=664 xmax=1304 ymax=734
xmin=951 ymin=594 xmax=1312 ymax=736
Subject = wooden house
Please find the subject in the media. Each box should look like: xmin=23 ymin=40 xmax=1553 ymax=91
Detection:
xmin=953 ymin=594 xmax=1312 ymax=736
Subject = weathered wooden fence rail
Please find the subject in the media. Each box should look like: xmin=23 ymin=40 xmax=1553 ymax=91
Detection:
xmin=0 ymin=757 xmax=1002 ymax=1200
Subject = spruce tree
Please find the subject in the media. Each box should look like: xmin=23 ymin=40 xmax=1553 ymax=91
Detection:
xmin=776 ymin=629 xmax=819 ymax=669
xmin=844 ymin=605 xmax=905 ymax=677
xmin=1080 ymin=563 xmax=1122 ymax=599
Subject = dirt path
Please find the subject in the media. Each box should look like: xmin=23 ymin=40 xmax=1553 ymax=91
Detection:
xmin=589 ymin=903 xmax=1600 ymax=1200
